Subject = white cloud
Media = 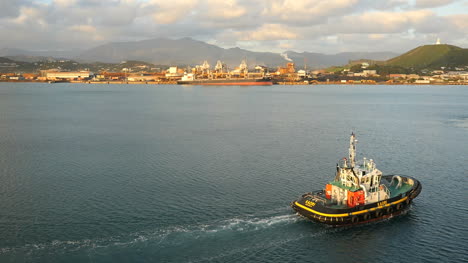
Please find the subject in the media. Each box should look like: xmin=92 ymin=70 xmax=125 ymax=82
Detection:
xmin=69 ymin=24 xmax=96 ymax=33
xmin=10 ymin=6 xmax=48 ymax=28
xmin=261 ymin=0 xmax=359 ymax=24
xmin=146 ymin=0 xmax=198 ymax=24
xmin=68 ymin=24 xmax=106 ymax=41
xmin=448 ymin=14 xmax=468 ymax=29
xmin=278 ymin=42 xmax=294 ymax=50
xmin=202 ymin=0 xmax=247 ymax=20
xmin=233 ymin=24 xmax=298 ymax=41
xmin=368 ymin=34 xmax=386 ymax=40
xmin=0 ymin=0 xmax=466 ymax=54
xmin=414 ymin=0 xmax=455 ymax=8
xmin=330 ymin=10 xmax=434 ymax=34
xmin=53 ymin=0 xmax=77 ymax=7
xmin=0 ymin=0 xmax=29 ymax=18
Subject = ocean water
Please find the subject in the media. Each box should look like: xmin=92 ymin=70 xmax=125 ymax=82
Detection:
xmin=0 ymin=83 xmax=467 ymax=262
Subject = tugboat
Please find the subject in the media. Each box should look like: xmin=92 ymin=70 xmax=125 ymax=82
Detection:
xmin=291 ymin=133 xmax=421 ymax=226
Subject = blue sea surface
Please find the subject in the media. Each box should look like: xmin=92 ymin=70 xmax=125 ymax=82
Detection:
xmin=0 ymin=83 xmax=467 ymax=262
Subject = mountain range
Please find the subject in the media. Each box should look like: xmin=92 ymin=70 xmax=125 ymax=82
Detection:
xmin=0 ymin=37 xmax=398 ymax=69
xmin=0 ymin=48 xmax=82 ymax=62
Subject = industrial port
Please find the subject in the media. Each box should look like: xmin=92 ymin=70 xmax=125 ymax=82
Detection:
xmin=1 ymin=58 xmax=467 ymax=85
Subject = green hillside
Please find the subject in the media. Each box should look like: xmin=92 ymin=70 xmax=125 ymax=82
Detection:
xmin=431 ymin=48 xmax=468 ymax=67
xmin=384 ymin=44 xmax=468 ymax=69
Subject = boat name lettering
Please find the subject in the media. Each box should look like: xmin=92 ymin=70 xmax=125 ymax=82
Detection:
xmin=305 ymin=200 xmax=316 ymax=207
xmin=378 ymin=200 xmax=388 ymax=206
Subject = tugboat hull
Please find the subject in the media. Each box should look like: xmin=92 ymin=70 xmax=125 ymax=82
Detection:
xmin=292 ymin=175 xmax=421 ymax=227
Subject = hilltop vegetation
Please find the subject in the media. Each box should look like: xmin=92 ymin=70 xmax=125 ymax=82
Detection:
xmin=384 ymin=44 xmax=468 ymax=69
xmin=327 ymin=44 xmax=468 ymax=76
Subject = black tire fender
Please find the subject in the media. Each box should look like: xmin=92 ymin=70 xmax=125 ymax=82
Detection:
xmin=363 ymin=213 xmax=371 ymax=221
xmin=386 ymin=207 xmax=393 ymax=214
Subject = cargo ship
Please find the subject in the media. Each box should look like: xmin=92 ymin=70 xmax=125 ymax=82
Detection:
xmin=291 ymin=133 xmax=421 ymax=226
xmin=177 ymin=74 xmax=273 ymax=86
xmin=176 ymin=60 xmax=273 ymax=86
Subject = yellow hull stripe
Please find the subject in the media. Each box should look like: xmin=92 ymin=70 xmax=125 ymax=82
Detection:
xmin=294 ymin=196 xmax=408 ymax=218
xmin=294 ymin=202 xmax=349 ymax=217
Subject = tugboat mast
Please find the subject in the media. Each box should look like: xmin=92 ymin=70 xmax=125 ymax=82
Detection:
xmin=349 ymin=132 xmax=357 ymax=167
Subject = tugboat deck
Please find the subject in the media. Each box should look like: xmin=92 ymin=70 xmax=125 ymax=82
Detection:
xmin=304 ymin=180 xmax=414 ymax=210
xmin=382 ymin=181 xmax=413 ymax=198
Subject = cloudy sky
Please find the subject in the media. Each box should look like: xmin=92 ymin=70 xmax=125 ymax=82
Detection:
xmin=1 ymin=0 xmax=467 ymax=53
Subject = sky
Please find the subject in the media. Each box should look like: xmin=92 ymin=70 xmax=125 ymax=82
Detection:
xmin=1 ymin=0 xmax=467 ymax=54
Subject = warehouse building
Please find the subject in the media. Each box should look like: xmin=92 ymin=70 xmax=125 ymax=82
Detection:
xmin=41 ymin=70 xmax=92 ymax=80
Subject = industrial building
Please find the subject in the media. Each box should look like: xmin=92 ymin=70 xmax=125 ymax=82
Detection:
xmin=42 ymin=70 xmax=92 ymax=80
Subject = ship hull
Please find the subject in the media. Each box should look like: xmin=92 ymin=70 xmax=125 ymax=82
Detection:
xmin=291 ymin=175 xmax=422 ymax=227
xmin=177 ymin=78 xmax=273 ymax=86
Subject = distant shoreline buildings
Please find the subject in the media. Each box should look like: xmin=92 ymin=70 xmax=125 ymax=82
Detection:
xmin=1 ymin=60 xmax=467 ymax=85
xmin=1 ymin=43 xmax=467 ymax=85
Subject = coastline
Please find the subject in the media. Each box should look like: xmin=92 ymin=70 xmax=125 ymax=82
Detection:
xmin=1 ymin=80 xmax=467 ymax=85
